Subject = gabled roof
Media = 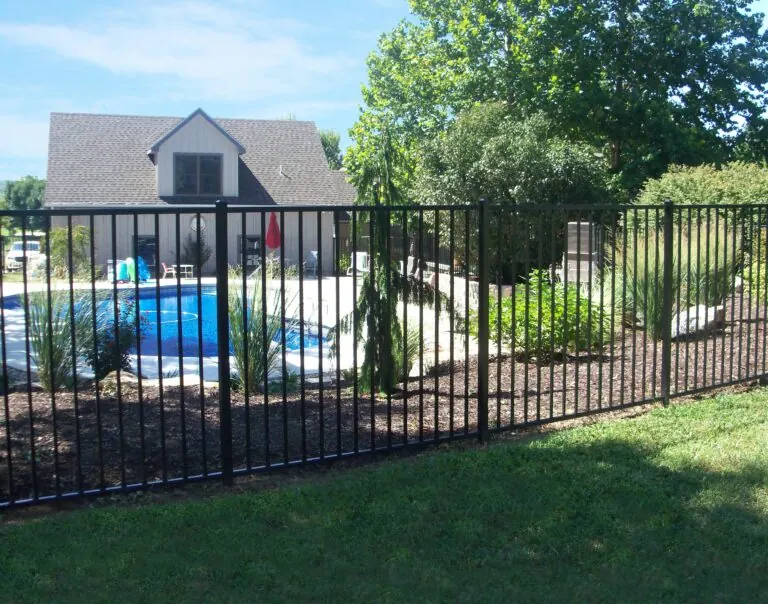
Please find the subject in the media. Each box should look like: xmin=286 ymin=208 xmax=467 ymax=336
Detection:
xmin=45 ymin=111 xmax=357 ymax=207
xmin=147 ymin=108 xmax=246 ymax=155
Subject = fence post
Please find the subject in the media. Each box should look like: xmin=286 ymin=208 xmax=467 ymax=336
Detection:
xmin=215 ymin=199 xmax=234 ymax=485
xmin=477 ymin=198 xmax=490 ymax=442
xmin=661 ymin=199 xmax=674 ymax=407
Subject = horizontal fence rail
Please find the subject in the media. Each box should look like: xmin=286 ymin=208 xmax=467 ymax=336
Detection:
xmin=1 ymin=200 xmax=767 ymax=507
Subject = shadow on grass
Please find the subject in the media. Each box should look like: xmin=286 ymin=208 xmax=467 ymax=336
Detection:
xmin=2 ymin=408 xmax=767 ymax=602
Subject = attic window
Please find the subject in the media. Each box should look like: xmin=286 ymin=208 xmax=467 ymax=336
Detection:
xmin=174 ymin=153 xmax=222 ymax=195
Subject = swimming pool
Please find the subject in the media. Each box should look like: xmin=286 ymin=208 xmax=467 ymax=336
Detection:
xmin=2 ymin=285 xmax=328 ymax=358
xmin=135 ymin=286 xmax=326 ymax=357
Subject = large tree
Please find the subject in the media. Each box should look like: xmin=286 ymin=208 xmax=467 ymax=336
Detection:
xmin=349 ymin=0 xmax=768 ymax=193
xmin=414 ymin=104 xmax=616 ymax=279
xmin=3 ymin=176 xmax=46 ymax=230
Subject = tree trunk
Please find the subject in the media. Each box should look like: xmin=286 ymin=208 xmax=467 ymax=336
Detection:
xmin=610 ymin=139 xmax=622 ymax=171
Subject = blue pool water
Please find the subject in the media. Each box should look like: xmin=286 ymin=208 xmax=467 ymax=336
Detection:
xmin=136 ymin=286 xmax=325 ymax=357
xmin=3 ymin=286 xmax=326 ymax=358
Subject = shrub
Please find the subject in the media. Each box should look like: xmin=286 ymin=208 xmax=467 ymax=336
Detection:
xmin=337 ymin=253 xmax=351 ymax=275
xmin=179 ymin=233 xmax=213 ymax=269
xmin=267 ymin=372 xmax=299 ymax=394
xmin=633 ymin=162 xmax=768 ymax=235
xmin=638 ymin=162 xmax=768 ymax=207
xmin=612 ymin=232 xmax=676 ymax=340
xmin=229 ymin=279 xmax=286 ymax=393
xmin=473 ymin=269 xmax=611 ymax=360
xmin=341 ymin=316 xmax=421 ymax=384
xmin=48 ymin=225 xmax=91 ymax=279
xmin=76 ymin=292 xmax=143 ymax=380
xmin=742 ymin=255 xmax=768 ymax=306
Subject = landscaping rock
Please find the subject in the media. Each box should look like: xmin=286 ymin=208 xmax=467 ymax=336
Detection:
xmin=671 ymin=305 xmax=725 ymax=339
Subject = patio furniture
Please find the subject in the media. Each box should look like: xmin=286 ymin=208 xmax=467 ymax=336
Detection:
xmin=161 ymin=262 xmax=177 ymax=279
xmin=173 ymin=264 xmax=194 ymax=278
xmin=346 ymin=251 xmax=369 ymax=275
xmin=304 ymin=250 xmax=319 ymax=277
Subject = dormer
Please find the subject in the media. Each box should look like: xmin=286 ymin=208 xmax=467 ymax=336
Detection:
xmin=147 ymin=108 xmax=245 ymax=198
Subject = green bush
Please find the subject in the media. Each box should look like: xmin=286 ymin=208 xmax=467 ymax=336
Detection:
xmin=742 ymin=255 xmax=768 ymax=306
xmin=30 ymin=290 xmax=141 ymax=389
xmin=179 ymin=233 xmax=213 ymax=269
xmin=70 ymin=292 xmax=143 ymax=381
xmin=612 ymin=232 xmax=676 ymax=340
xmin=337 ymin=253 xmax=351 ymax=275
xmin=48 ymin=225 xmax=92 ymax=279
xmin=229 ymin=279 xmax=286 ymax=393
xmin=637 ymin=162 xmax=768 ymax=207
xmin=632 ymin=162 xmax=768 ymax=234
xmin=473 ymin=269 xmax=611 ymax=360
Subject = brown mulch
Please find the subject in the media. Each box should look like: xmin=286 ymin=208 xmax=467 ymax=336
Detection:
xmin=1 ymin=298 xmax=767 ymax=505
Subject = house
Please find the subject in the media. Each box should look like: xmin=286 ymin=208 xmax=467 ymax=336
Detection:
xmin=45 ymin=108 xmax=356 ymax=276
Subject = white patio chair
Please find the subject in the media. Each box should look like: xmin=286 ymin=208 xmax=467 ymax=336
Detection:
xmin=304 ymin=250 xmax=319 ymax=277
xmin=346 ymin=251 xmax=369 ymax=275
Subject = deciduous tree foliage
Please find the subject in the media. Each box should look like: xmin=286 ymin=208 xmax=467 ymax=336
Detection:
xmin=349 ymin=0 xmax=768 ymax=193
xmin=3 ymin=176 xmax=46 ymax=229
xmin=414 ymin=105 xmax=616 ymax=279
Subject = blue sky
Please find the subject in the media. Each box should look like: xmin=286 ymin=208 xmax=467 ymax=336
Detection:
xmin=0 ymin=0 xmax=765 ymax=182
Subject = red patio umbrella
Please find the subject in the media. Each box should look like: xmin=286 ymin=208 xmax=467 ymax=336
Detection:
xmin=265 ymin=211 xmax=281 ymax=249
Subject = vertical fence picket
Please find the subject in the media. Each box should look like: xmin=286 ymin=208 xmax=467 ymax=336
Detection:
xmin=2 ymin=200 xmax=768 ymax=508
xmin=476 ymin=199 xmax=490 ymax=442
xmin=661 ymin=200 xmax=674 ymax=406
xmin=215 ymin=201 xmax=233 ymax=486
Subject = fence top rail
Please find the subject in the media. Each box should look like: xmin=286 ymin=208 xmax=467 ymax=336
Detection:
xmin=2 ymin=201 xmax=768 ymax=218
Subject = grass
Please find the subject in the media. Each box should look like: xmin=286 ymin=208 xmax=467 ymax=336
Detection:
xmin=2 ymin=390 xmax=768 ymax=602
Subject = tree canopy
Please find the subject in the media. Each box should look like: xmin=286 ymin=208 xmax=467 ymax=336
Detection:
xmin=414 ymin=104 xmax=616 ymax=206
xmin=414 ymin=104 xmax=616 ymax=279
xmin=348 ymin=0 xmax=768 ymax=194
xmin=3 ymin=176 xmax=46 ymax=229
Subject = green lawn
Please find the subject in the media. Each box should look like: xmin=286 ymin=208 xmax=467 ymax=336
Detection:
xmin=2 ymin=391 xmax=768 ymax=603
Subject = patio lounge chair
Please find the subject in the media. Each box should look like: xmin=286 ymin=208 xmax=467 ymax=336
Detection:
xmin=304 ymin=250 xmax=319 ymax=277
xmin=346 ymin=251 xmax=369 ymax=275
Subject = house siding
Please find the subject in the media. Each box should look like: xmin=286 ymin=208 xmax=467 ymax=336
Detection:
xmin=156 ymin=113 xmax=240 ymax=197
xmin=54 ymin=210 xmax=337 ymax=278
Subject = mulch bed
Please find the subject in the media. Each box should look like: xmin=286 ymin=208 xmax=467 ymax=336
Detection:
xmin=2 ymin=299 xmax=767 ymax=504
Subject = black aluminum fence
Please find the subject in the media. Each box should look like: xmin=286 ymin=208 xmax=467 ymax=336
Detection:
xmin=1 ymin=200 xmax=766 ymax=508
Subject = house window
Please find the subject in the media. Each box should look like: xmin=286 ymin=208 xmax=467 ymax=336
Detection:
xmin=174 ymin=154 xmax=223 ymax=195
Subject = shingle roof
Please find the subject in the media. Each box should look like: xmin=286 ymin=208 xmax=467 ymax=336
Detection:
xmin=148 ymin=108 xmax=246 ymax=155
xmin=45 ymin=112 xmax=357 ymax=207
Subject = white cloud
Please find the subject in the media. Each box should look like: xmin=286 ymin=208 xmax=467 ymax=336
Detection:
xmin=0 ymin=1 xmax=358 ymax=102
xmin=0 ymin=115 xmax=49 ymax=159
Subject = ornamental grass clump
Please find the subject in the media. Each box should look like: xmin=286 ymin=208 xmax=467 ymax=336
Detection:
xmin=228 ymin=277 xmax=287 ymax=393
xmin=29 ymin=291 xmax=90 ymax=391
xmin=611 ymin=225 xmax=739 ymax=339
